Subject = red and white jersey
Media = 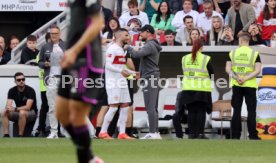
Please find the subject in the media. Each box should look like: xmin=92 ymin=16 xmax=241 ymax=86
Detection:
xmin=105 ymin=43 xmax=128 ymax=89
xmin=257 ymin=12 xmax=276 ymax=40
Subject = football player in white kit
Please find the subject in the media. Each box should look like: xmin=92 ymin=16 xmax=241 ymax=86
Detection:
xmin=99 ymin=28 xmax=136 ymax=139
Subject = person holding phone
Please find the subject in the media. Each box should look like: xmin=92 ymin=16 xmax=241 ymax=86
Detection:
xmin=218 ymin=26 xmax=237 ymax=45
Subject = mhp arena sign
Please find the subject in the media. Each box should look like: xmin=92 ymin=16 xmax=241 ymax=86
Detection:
xmin=0 ymin=0 xmax=68 ymax=11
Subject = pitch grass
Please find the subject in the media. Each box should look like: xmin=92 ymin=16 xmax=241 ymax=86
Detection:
xmin=1 ymin=139 xmax=276 ymax=163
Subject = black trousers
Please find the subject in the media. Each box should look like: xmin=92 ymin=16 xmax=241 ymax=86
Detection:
xmin=172 ymin=92 xmax=187 ymax=138
xmin=231 ymin=86 xmax=258 ymax=139
xmin=187 ymin=102 xmax=206 ymax=137
xmin=37 ymin=91 xmax=49 ymax=131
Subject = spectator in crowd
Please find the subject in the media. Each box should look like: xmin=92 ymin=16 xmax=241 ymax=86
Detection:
xmin=248 ymin=23 xmax=264 ymax=45
xmin=227 ymin=0 xmax=256 ymax=40
xmin=1 ymin=72 xmax=37 ymax=137
xmin=166 ymin=0 xmax=183 ymax=14
xmin=150 ymin=0 xmax=175 ymax=35
xmin=0 ymin=36 xmax=11 ymax=65
xmin=98 ymin=0 xmax=113 ymax=33
xmin=38 ymin=25 xmax=66 ymax=139
xmin=8 ymin=35 xmax=20 ymax=53
xmin=161 ymin=29 xmax=182 ymax=46
xmin=213 ymin=0 xmax=231 ymax=18
xmin=119 ymin=0 xmax=149 ymax=34
xmin=139 ymin=0 xmax=162 ymax=21
xmin=175 ymin=16 xmax=203 ymax=44
xmin=257 ymin=0 xmax=276 ymax=46
xmin=206 ymin=16 xmax=224 ymax=45
xmin=45 ymin=32 xmax=51 ymax=43
xmin=271 ymin=30 xmax=276 ymax=40
xmin=187 ymin=28 xmax=203 ymax=45
xmin=225 ymin=33 xmax=262 ymax=140
xmin=197 ymin=0 xmax=223 ymax=34
xmin=171 ymin=0 xmax=199 ymax=32
xmin=20 ymin=35 xmax=39 ymax=64
xmin=102 ymin=17 xmax=121 ymax=45
xmin=218 ymin=26 xmax=237 ymax=45
xmin=271 ymin=30 xmax=276 ymax=46
xmin=181 ymin=38 xmax=213 ymax=139
xmin=250 ymin=0 xmax=266 ymax=18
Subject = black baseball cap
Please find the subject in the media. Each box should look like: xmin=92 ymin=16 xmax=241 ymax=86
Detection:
xmin=139 ymin=25 xmax=155 ymax=34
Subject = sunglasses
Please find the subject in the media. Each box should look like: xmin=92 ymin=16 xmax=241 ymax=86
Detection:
xmin=16 ymin=78 xmax=25 ymax=82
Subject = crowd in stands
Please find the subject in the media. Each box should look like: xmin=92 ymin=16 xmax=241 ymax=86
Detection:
xmin=1 ymin=0 xmax=276 ymax=138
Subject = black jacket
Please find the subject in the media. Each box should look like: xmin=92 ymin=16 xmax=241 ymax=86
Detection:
xmin=0 ymin=51 xmax=11 ymax=65
xmin=20 ymin=47 xmax=39 ymax=64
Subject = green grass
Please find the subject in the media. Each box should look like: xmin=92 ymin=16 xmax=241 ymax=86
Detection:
xmin=0 ymin=139 xmax=276 ymax=163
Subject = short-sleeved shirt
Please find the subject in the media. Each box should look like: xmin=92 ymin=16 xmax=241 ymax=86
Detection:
xmin=257 ymin=11 xmax=276 ymax=40
xmin=8 ymin=85 xmax=37 ymax=113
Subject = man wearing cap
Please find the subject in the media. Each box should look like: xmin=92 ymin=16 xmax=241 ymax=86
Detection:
xmin=126 ymin=25 xmax=162 ymax=139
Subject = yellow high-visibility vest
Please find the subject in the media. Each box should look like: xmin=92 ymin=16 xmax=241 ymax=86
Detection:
xmin=181 ymin=52 xmax=212 ymax=92
xmin=229 ymin=46 xmax=259 ymax=88
xmin=36 ymin=54 xmax=47 ymax=92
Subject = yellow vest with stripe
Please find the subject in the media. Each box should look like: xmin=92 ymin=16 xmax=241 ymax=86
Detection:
xmin=229 ymin=46 xmax=258 ymax=88
xmin=181 ymin=52 xmax=211 ymax=92
xmin=36 ymin=55 xmax=47 ymax=92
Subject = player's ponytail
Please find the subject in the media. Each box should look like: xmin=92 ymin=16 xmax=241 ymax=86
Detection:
xmin=191 ymin=38 xmax=204 ymax=63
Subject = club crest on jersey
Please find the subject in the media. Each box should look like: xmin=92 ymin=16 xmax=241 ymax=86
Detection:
xmin=113 ymin=56 xmax=126 ymax=64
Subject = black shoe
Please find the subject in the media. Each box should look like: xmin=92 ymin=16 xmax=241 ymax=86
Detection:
xmin=38 ymin=131 xmax=47 ymax=137
xmin=3 ymin=134 xmax=10 ymax=138
xmin=188 ymin=134 xmax=196 ymax=139
xmin=34 ymin=130 xmax=40 ymax=137
xmin=58 ymin=133 xmax=66 ymax=138
xmin=129 ymin=134 xmax=139 ymax=139
xmin=249 ymin=136 xmax=261 ymax=140
xmin=197 ymin=134 xmax=209 ymax=139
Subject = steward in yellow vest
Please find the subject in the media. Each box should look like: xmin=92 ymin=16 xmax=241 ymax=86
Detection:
xmin=180 ymin=38 xmax=214 ymax=139
xmin=33 ymin=54 xmax=49 ymax=137
xmin=225 ymin=33 xmax=262 ymax=140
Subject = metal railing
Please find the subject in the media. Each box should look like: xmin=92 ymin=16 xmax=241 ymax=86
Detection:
xmin=9 ymin=11 xmax=68 ymax=64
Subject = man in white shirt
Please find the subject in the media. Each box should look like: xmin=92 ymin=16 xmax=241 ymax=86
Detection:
xmin=175 ymin=15 xmax=203 ymax=43
xmin=171 ymin=0 xmax=199 ymax=32
xmin=99 ymin=28 xmax=136 ymax=140
xmin=38 ymin=25 xmax=66 ymax=139
xmin=119 ymin=0 xmax=149 ymax=34
xmin=197 ymin=0 xmax=223 ymax=34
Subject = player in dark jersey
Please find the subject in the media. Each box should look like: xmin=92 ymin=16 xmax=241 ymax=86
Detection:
xmin=56 ymin=0 xmax=104 ymax=163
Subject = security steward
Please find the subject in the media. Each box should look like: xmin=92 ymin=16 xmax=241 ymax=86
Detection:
xmin=225 ymin=33 xmax=262 ymax=140
xmin=181 ymin=38 xmax=214 ymax=139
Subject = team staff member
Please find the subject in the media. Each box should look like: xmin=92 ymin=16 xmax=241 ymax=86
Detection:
xmin=225 ymin=33 xmax=262 ymax=140
xmin=181 ymin=38 xmax=213 ymax=139
xmin=127 ymin=25 xmax=162 ymax=139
